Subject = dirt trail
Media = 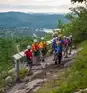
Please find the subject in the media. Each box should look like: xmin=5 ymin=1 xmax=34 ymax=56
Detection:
xmin=6 ymin=49 xmax=82 ymax=93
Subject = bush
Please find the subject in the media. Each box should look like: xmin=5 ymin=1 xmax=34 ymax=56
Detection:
xmin=36 ymin=41 xmax=87 ymax=93
xmin=19 ymin=68 xmax=28 ymax=79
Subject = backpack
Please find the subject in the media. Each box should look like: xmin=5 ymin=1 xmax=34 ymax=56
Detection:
xmin=64 ymin=40 xmax=68 ymax=46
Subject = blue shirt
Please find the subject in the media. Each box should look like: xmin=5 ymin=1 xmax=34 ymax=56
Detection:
xmin=55 ymin=45 xmax=62 ymax=53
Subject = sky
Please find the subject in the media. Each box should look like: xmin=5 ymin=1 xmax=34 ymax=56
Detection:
xmin=0 ymin=0 xmax=84 ymax=13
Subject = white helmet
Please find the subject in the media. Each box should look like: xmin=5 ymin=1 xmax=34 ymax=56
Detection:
xmin=27 ymin=45 xmax=31 ymax=49
xmin=66 ymin=37 xmax=69 ymax=39
xmin=70 ymin=35 xmax=72 ymax=38
xmin=63 ymin=36 xmax=66 ymax=38
xmin=34 ymin=39 xmax=38 ymax=43
xmin=41 ymin=37 xmax=44 ymax=40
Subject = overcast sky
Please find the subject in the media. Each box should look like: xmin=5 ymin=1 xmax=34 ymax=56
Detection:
xmin=0 ymin=0 xmax=84 ymax=13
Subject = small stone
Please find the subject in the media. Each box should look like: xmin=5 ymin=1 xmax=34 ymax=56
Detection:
xmin=5 ymin=76 xmax=12 ymax=85
xmin=24 ymin=76 xmax=29 ymax=83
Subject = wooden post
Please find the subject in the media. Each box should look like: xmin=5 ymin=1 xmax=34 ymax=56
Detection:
xmin=15 ymin=45 xmax=21 ymax=82
xmin=14 ymin=59 xmax=20 ymax=82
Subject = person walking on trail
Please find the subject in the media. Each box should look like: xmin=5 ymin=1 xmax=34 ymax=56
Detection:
xmin=32 ymin=39 xmax=40 ymax=65
xmin=63 ymin=37 xmax=69 ymax=58
xmin=39 ymin=37 xmax=47 ymax=62
xmin=63 ymin=36 xmax=66 ymax=56
xmin=24 ymin=45 xmax=33 ymax=75
xmin=52 ymin=35 xmax=57 ymax=61
xmin=68 ymin=35 xmax=72 ymax=55
xmin=54 ymin=36 xmax=63 ymax=65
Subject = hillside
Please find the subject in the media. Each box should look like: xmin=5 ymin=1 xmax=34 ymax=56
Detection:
xmin=0 ymin=12 xmax=68 ymax=29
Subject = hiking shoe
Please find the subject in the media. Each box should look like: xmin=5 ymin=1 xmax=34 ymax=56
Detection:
xmin=55 ymin=62 xmax=57 ymax=65
xmin=42 ymin=59 xmax=45 ymax=62
xmin=64 ymin=56 xmax=68 ymax=58
xmin=69 ymin=53 xmax=71 ymax=55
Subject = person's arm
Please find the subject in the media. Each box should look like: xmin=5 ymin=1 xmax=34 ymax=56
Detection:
xmin=30 ymin=51 xmax=33 ymax=60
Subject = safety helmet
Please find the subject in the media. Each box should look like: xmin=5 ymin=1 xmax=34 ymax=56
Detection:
xmin=63 ymin=36 xmax=66 ymax=38
xmin=27 ymin=45 xmax=31 ymax=49
xmin=70 ymin=35 xmax=72 ymax=38
xmin=34 ymin=39 xmax=38 ymax=43
xmin=66 ymin=37 xmax=69 ymax=39
xmin=41 ymin=37 xmax=44 ymax=40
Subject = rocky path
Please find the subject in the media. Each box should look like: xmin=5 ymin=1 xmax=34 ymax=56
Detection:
xmin=6 ymin=48 xmax=83 ymax=93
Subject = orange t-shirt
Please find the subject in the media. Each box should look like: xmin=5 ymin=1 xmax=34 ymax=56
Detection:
xmin=32 ymin=43 xmax=40 ymax=52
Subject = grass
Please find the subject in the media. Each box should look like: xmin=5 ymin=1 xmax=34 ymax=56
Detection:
xmin=36 ymin=41 xmax=87 ymax=93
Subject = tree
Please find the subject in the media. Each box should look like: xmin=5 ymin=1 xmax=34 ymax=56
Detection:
xmin=63 ymin=5 xmax=87 ymax=43
xmin=57 ymin=20 xmax=63 ymax=29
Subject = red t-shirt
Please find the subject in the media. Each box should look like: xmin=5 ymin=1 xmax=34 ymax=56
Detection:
xmin=24 ymin=49 xmax=32 ymax=59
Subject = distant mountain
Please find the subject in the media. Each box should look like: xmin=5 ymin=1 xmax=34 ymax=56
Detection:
xmin=0 ymin=12 xmax=68 ymax=29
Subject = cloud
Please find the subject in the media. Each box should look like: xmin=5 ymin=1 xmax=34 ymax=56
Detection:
xmin=0 ymin=0 xmax=84 ymax=13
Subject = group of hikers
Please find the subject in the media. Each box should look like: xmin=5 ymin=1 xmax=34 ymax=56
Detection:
xmin=24 ymin=34 xmax=73 ymax=75
xmin=52 ymin=34 xmax=72 ymax=65
xmin=24 ymin=37 xmax=47 ymax=74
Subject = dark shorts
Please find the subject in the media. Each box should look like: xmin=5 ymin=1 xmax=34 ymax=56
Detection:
xmin=41 ymin=48 xmax=47 ymax=56
xmin=55 ymin=52 xmax=62 ymax=64
xmin=27 ymin=59 xmax=32 ymax=67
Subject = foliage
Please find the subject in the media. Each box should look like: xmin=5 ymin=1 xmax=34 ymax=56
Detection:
xmin=62 ymin=6 xmax=87 ymax=44
xmin=19 ymin=68 xmax=28 ymax=79
xmin=0 ymin=38 xmax=14 ymax=73
xmin=44 ymin=33 xmax=52 ymax=41
xmin=57 ymin=20 xmax=64 ymax=29
xmin=36 ymin=41 xmax=87 ymax=93
xmin=0 ymin=37 xmax=33 ymax=73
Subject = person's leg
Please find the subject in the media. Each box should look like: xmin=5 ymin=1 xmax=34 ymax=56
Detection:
xmin=53 ymin=49 xmax=55 ymax=61
xmin=40 ymin=49 xmax=42 ymax=61
xmin=36 ymin=52 xmax=41 ymax=65
xmin=27 ymin=60 xmax=32 ymax=75
xmin=64 ymin=46 xmax=66 ymax=57
xmin=64 ymin=47 xmax=67 ymax=58
xmin=27 ymin=62 xmax=33 ymax=75
xmin=43 ymin=48 xmax=47 ymax=61
xmin=54 ymin=53 xmax=57 ymax=64
xmin=35 ymin=50 xmax=40 ymax=65
xmin=69 ymin=45 xmax=72 ymax=55
xmin=42 ymin=49 xmax=45 ymax=61
xmin=58 ymin=53 xmax=62 ymax=64
xmin=33 ymin=52 xmax=37 ymax=65
xmin=65 ymin=47 xmax=68 ymax=58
